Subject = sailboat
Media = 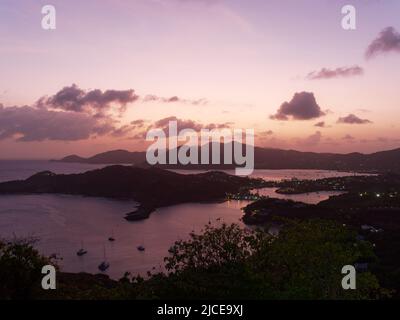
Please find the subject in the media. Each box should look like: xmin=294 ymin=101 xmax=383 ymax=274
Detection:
xmin=98 ymin=245 xmax=110 ymax=272
xmin=108 ymin=229 xmax=115 ymax=242
xmin=137 ymin=238 xmax=145 ymax=252
xmin=76 ymin=240 xmax=87 ymax=256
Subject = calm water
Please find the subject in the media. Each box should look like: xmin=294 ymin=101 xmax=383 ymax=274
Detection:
xmin=0 ymin=194 xmax=246 ymax=278
xmin=254 ymin=188 xmax=344 ymax=205
xmin=170 ymin=169 xmax=368 ymax=181
xmin=0 ymin=161 xmax=359 ymax=278
xmin=0 ymin=160 xmax=106 ymax=182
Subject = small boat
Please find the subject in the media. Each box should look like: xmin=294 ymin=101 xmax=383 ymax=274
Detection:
xmin=108 ymin=229 xmax=115 ymax=242
xmin=98 ymin=261 xmax=110 ymax=272
xmin=77 ymin=248 xmax=87 ymax=256
xmin=76 ymin=241 xmax=88 ymax=256
xmin=98 ymin=245 xmax=110 ymax=272
xmin=137 ymin=245 xmax=145 ymax=252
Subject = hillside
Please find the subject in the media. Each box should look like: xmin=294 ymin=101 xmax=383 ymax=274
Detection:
xmin=56 ymin=146 xmax=400 ymax=172
xmin=0 ymin=166 xmax=263 ymax=220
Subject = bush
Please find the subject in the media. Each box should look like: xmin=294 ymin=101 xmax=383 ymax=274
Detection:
xmin=139 ymin=220 xmax=387 ymax=299
xmin=0 ymin=238 xmax=53 ymax=299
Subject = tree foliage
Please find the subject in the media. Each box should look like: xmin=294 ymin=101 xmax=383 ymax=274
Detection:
xmin=0 ymin=220 xmax=390 ymax=300
xmin=0 ymin=238 xmax=53 ymax=299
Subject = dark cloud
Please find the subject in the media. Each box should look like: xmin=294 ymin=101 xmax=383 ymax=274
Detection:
xmin=154 ymin=116 xmax=232 ymax=132
xmin=131 ymin=116 xmax=234 ymax=140
xmin=0 ymin=84 xmax=145 ymax=142
xmin=270 ymin=92 xmax=325 ymax=121
xmin=38 ymin=84 xmax=139 ymax=116
xmin=112 ymin=119 xmax=151 ymax=138
xmin=314 ymin=121 xmax=326 ymax=128
xmin=0 ymin=105 xmax=113 ymax=142
xmin=307 ymin=66 xmax=363 ymax=80
xmin=1 ymin=84 xmax=214 ymax=142
xmin=42 ymin=86 xmax=208 ymax=115
xmin=130 ymin=119 xmax=147 ymax=128
xmin=204 ymin=122 xmax=234 ymax=130
xmin=366 ymin=27 xmax=400 ymax=59
xmin=337 ymin=114 xmax=372 ymax=125
xmin=143 ymin=94 xmax=207 ymax=106
xmin=110 ymin=125 xmax=136 ymax=138
xmin=153 ymin=116 xmax=204 ymax=132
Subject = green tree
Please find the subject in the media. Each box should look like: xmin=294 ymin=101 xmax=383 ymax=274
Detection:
xmin=0 ymin=238 xmax=53 ymax=299
xmin=248 ymin=220 xmax=383 ymax=299
xmin=154 ymin=220 xmax=387 ymax=299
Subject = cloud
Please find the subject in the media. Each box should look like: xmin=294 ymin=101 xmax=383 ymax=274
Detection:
xmin=270 ymin=92 xmax=325 ymax=121
xmin=177 ymin=0 xmax=219 ymax=4
xmin=41 ymin=85 xmax=209 ymax=115
xmin=38 ymin=84 xmax=139 ymax=116
xmin=143 ymin=94 xmax=208 ymax=106
xmin=259 ymin=130 xmax=274 ymax=136
xmin=304 ymin=131 xmax=322 ymax=146
xmin=306 ymin=66 xmax=363 ymax=80
xmin=154 ymin=116 xmax=232 ymax=132
xmin=377 ymin=137 xmax=388 ymax=143
xmin=356 ymin=108 xmax=371 ymax=113
xmin=366 ymin=27 xmax=400 ymax=59
xmin=130 ymin=119 xmax=147 ymax=128
xmin=342 ymin=134 xmax=355 ymax=141
xmin=314 ymin=121 xmax=326 ymax=128
xmin=0 ymin=84 xmax=215 ymax=142
xmin=0 ymin=105 xmax=113 ymax=142
xmin=131 ymin=116 xmax=234 ymax=140
xmin=257 ymin=130 xmax=274 ymax=141
xmin=337 ymin=114 xmax=372 ymax=124
xmin=295 ymin=131 xmax=322 ymax=147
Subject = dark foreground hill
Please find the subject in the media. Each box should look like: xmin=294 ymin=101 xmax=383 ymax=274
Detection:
xmin=56 ymin=145 xmax=400 ymax=172
xmin=0 ymin=165 xmax=263 ymax=220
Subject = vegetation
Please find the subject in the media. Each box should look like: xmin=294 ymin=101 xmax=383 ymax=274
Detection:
xmin=0 ymin=220 xmax=390 ymax=300
xmin=0 ymin=166 xmax=265 ymax=220
xmin=0 ymin=238 xmax=54 ymax=299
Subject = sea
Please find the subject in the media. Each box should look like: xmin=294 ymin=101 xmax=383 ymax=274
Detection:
xmin=0 ymin=161 xmax=366 ymax=278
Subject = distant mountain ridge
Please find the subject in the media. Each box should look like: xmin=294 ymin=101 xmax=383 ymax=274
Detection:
xmin=59 ymin=149 xmax=146 ymax=165
xmin=55 ymin=145 xmax=400 ymax=172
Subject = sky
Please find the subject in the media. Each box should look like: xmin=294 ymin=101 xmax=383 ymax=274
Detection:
xmin=0 ymin=0 xmax=400 ymax=159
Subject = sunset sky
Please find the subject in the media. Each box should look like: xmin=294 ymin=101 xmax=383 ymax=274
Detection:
xmin=1 ymin=0 xmax=400 ymax=159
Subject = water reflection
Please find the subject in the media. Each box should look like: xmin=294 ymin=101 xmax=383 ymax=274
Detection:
xmin=0 ymin=194 xmax=247 ymax=279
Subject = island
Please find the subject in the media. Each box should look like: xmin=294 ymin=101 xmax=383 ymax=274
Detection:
xmin=0 ymin=165 xmax=266 ymax=221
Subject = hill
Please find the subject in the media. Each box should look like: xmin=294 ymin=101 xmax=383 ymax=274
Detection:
xmin=0 ymin=166 xmax=263 ymax=220
xmin=56 ymin=146 xmax=400 ymax=172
